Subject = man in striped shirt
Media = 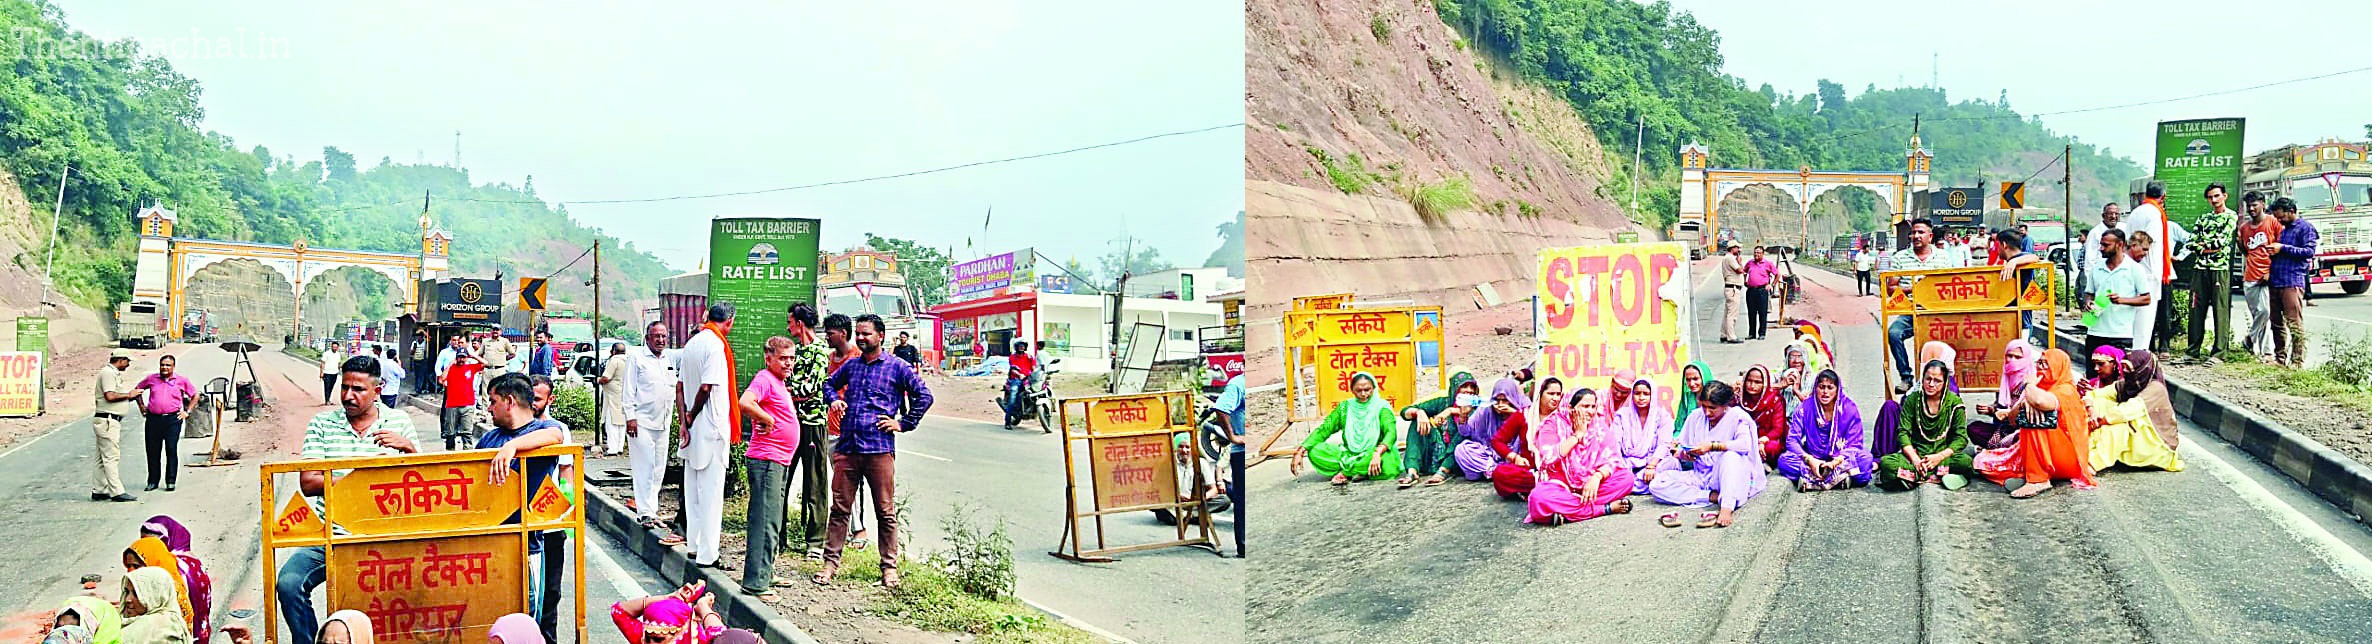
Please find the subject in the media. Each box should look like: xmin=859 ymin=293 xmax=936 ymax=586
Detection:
xmin=275 ymin=356 xmax=419 ymax=644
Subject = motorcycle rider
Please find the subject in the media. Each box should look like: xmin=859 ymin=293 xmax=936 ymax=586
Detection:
xmin=1001 ymin=340 xmax=1038 ymax=429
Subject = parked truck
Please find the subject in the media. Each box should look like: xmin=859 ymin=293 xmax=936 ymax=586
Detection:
xmin=115 ymin=302 xmax=162 ymax=349
xmin=2237 ymin=139 xmax=2372 ymax=296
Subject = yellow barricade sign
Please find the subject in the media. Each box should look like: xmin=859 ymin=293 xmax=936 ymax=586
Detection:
xmin=1291 ymin=293 xmax=1353 ymax=311
xmin=260 ymin=447 xmax=588 ymax=644
xmin=1053 ymin=391 xmax=1220 ymax=563
xmin=1533 ymin=243 xmax=1692 ymax=421
xmin=1278 ymin=305 xmax=1446 ymax=430
xmin=1877 ymin=264 xmax=2058 ymax=393
xmin=1311 ymin=342 xmax=1417 ymax=418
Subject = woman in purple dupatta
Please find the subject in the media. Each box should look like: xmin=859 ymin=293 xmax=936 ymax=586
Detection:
xmin=1649 ymin=381 xmax=1766 ymax=529
xmin=138 ymin=515 xmax=211 ymax=638
xmin=1607 ymin=377 xmax=1670 ymax=495
xmin=1526 ymin=389 xmax=1636 ymax=525
xmin=1453 ymin=378 xmax=1530 ymax=480
xmin=1776 ymin=370 xmax=1874 ymax=491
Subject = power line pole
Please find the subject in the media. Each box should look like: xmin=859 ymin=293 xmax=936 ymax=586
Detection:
xmin=453 ymin=130 xmax=462 ymax=168
xmin=2063 ymin=144 xmax=2074 ymax=309
xmin=1630 ymin=116 xmax=1645 ymax=218
xmin=39 ymin=163 xmax=69 ymax=312
xmin=592 ymin=237 xmax=605 ymax=452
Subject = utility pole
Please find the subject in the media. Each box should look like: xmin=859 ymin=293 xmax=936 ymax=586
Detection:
xmin=1630 ymin=116 xmax=1645 ymax=217
xmin=39 ymin=163 xmax=69 ymax=312
xmin=453 ymin=130 xmax=462 ymax=168
xmin=2063 ymin=144 xmax=2074 ymax=309
xmin=591 ymin=238 xmax=604 ymax=451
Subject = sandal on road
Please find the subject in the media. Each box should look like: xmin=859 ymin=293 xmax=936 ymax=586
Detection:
xmin=1695 ymin=511 xmax=1720 ymax=529
xmin=658 ymin=535 xmax=686 ymax=546
xmin=1422 ymin=474 xmax=1447 ymax=487
xmin=812 ymin=563 xmax=838 ymax=586
xmin=1329 ymin=474 xmax=1349 ymax=486
xmin=1659 ymin=512 xmax=1685 ymax=528
xmin=1395 ymin=472 xmax=1418 ymax=489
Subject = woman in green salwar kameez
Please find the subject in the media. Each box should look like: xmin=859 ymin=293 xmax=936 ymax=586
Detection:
xmin=1878 ymin=360 xmax=1974 ymax=491
xmin=1293 ymin=372 xmax=1403 ymax=485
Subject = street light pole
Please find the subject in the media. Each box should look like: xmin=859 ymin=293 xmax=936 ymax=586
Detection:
xmin=39 ymin=164 xmax=69 ymax=311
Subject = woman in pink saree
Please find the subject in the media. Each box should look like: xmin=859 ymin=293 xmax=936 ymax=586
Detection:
xmin=1607 ymin=376 xmax=1671 ymax=495
xmin=1525 ymin=389 xmax=1635 ymax=526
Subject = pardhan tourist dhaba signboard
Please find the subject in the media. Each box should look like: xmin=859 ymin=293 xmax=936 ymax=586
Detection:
xmin=261 ymin=447 xmax=586 ymax=644
xmin=1281 ymin=305 xmax=1445 ymax=423
xmin=1532 ymin=243 xmax=1692 ymax=423
xmin=1879 ymin=263 xmax=2058 ymax=393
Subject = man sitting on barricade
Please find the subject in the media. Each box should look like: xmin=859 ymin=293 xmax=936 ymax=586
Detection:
xmin=276 ymin=357 xmax=420 ymax=644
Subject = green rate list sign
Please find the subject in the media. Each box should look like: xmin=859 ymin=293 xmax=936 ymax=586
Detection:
xmin=2153 ymin=118 xmax=2245 ymax=227
xmin=709 ymin=217 xmax=822 ymax=394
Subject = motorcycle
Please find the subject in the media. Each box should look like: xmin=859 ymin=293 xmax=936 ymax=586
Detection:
xmin=1002 ymin=359 xmax=1060 ymax=433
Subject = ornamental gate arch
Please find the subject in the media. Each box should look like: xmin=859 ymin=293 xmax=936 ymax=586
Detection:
xmin=127 ymin=206 xmax=454 ymax=342
xmin=1675 ymin=134 xmax=1934 ymax=254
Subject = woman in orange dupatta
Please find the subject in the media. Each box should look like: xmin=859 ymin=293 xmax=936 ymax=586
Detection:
xmin=2009 ymin=349 xmax=2095 ymax=498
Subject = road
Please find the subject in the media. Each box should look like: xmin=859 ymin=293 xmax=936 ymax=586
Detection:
xmin=892 ymin=408 xmax=1243 ymax=644
xmin=0 ymin=343 xmax=665 ymax=644
xmin=1246 ymin=257 xmax=2372 ymax=642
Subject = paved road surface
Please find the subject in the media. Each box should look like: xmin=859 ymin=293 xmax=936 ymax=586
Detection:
xmin=1247 ymin=258 xmax=2372 ymax=642
xmin=892 ymin=410 xmax=1243 ymax=643
xmin=0 ymin=343 xmax=663 ymax=644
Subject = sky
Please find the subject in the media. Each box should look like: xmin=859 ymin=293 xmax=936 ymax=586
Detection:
xmin=1669 ymin=0 xmax=2372 ymax=172
xmin=51 ymin=1 xmax=1245 ymax=274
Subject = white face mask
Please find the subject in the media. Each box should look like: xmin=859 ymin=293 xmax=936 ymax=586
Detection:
xmin=1454 ymin=393 xmax=1484 ymax=408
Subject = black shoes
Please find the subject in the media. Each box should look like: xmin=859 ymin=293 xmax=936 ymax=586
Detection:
xmin=95 ymin=492 xmax=137 ymax=502
xmin=144 ymin=484 xmax=158 ymax=492
xmin=164 ymin=484 xmax=175 ymax=492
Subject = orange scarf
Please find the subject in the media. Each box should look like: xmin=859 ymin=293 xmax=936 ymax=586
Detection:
xmin=701 ymin=322 xmax=742 ymax=443
xmin=2145 ymin=197 xmax=2173 ymax=283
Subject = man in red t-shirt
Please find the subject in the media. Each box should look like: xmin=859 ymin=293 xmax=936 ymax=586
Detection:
xmin=2238 ymin=191 xmax=2284 ymax=357
xmin=440 ymin=351 xmax=487 ymax=450
xmin=1002 ymin=341 xmax=1037 ymax=429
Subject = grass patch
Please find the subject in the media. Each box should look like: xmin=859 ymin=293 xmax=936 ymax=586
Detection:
xmin=1516 ymin=200 xmax=1542 ymax=219
xmin=788 ymin=500 xmax=1088 ymax=644
xmin=1306 ymin=147 xmax=1382 ymax=195
xmin=1370 ymin=15 xmax=1392 ymax=41
xmin=1397 ymin=175 xmax=1477 ymax=221
xmin=2209 ymin=354 xmax=2372 ymax=416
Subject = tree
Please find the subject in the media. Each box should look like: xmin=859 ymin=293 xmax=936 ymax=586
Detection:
xmin=1099 ymin=242 xmax=1173 ymax=287
xmin=1202 ymin=211 xmax=1245 ymax=278
xmin=864 ymin=234 xmax=952 ymax=308
xmin=323 ymin=146 xmax=358 ymax=184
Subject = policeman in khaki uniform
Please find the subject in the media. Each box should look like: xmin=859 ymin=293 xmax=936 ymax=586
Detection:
xmin=93 ymin=349 xmax=140 ymax=502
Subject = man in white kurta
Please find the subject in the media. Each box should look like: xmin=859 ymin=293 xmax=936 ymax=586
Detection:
xmin=675 ymin=305 xmax=736 ymax=567
xmin=2124 ymin=182 xmax=2172 ymax=351
xmin=618 ymin=322 xmax=677 ymax=524
xmin=596 ymin=342 xmax=629 ymax=456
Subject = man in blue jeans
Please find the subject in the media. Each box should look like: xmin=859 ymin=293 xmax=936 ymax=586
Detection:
xmin=1885 ymin=219 xmax=1960 ymax=393
xmin=1212 ymin=373 xmax=1247 ymax=558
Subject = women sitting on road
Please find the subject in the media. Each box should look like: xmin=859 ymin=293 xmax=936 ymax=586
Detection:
xmin=1969 ymin=339 xmax=2039 ymax=455
xmin=316 ymin=610 xmax=374 ymax=644
xmin=2086 ymin=345 xmax=2127 ymax=393
xmin=1739 ymin=366 xmax=1788 ymax=465
xmin=1489 ymin=378 xmax=1564 ymax=499
xmin=1673 ymin=361 xmax=1711 ymax=438
xmin=1777 ymin=344 xmax=1813 ymax=412
xmin=1454 ymin=378 xmax=1530 ymax=481
xmin=136 ymin=516 xmax=211 ymax=640
xmin=117 ymin=568 xmax=189 ymax=644
xmin=2086 ymin=349 xmax=2184 ymax=472
xmin=51 ymin=595 xmax=120 ymax=644
xmin=489 ymin=613 xmax=545 ymax=644
xmin=2008 ymin=349 xmax=2096 ymax=498
xmin=1777 ymin=369 xmax=1873 ymax=491
xmin=1878 ymin=341 xmax=1959 ymax=460
xmin=1394 ymin=371 xmax=1478 ymax=488
xmin=1880 ymin=360 xmax=1972 ymax=491
xmin=613 ymin=582 xmax=726 ymax=644
xmin=1525 ymin=388 xmax=1636 ymax=525
xmin=1650 ymin=381 xmax=1766 ymax=529
xmin=1609 ymin=377 xmax=1671 ymax=495
xmin=1599 ymin=369 xmax=1636 ymax=417
xmin=1292 ymin=372 xmax=1403 ymax=486
xmin=121 ymin=538 xmax=194 ymax=636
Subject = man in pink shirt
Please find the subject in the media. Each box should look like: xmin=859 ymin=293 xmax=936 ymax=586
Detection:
xmin=736 ymin=335 xmax=805 ymax=599
xmin=1743 ymin=246 xmax=1778 ymax=339
xmin=132 ymin=354 xmax=197 ymax=492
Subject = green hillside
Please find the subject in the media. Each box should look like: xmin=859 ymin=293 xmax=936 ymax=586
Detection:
xmin=0 ymin=0 xmax=676 ymax=316
xmin=1433 ymin=0 xmax=2147 ymax=228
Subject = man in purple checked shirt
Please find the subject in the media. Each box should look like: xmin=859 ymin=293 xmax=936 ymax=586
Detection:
xmin=813 ymin=313 xmax=933 ymax=590
xmin=131 ymin=354 xmax=197 ymax=492
xmin=1744 ymin=246 xmax=1779 ymax=339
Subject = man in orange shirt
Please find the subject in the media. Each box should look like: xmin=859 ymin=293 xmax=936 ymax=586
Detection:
xmin=2237 ymin=191 xmax=2283 ymax=358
